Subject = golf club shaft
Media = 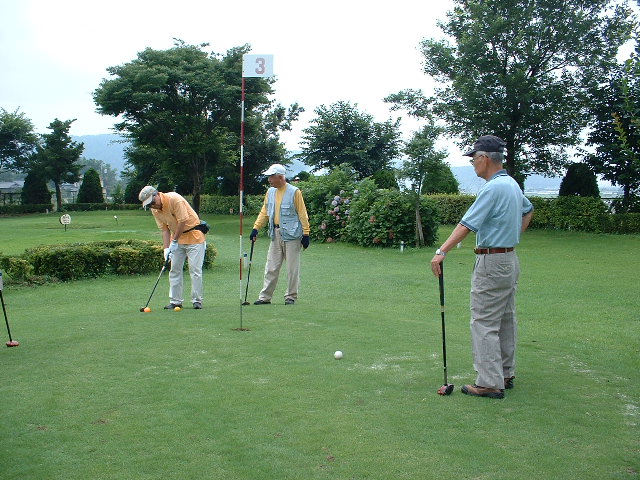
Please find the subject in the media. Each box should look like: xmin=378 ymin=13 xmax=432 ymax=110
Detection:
xmin=144 ymin=257 xmax=170 ymax=308
xmin=243 ymin=239 xmax=255 ymax=304
xmin=0 ymin=290 xmax=14 ymax=342
xmin=438 ymin=263 xmax=448 ymax=385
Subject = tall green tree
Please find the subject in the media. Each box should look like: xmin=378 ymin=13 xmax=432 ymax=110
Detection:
xmin=299 ymin=101 xmax=402 ymax=179
xmin=386 ymin=0 xmax=634 ymax=185
xmin=0 ymin=108 xmax=39 ymax=170
xmin=77 ymin=168 xmax=104 ymax=203
xmin=586 ymin=43 xmax=640 ymax=211
xmin=35 ymin=119 xmax=84 ymax=211
xmin=94 ymin=40 xmax=300 ymax=212
xmin=559 ymin=162 xmax=600 ymax=197
xmin=402 ymin=123 xmax=458 ymax=194
xmin=21 ymin=169 xmax=51 ymax=205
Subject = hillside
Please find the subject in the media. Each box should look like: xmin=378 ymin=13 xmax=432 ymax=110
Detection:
xmin=72 ymin=134 xmax=129 ymax=172
xmin=67 ymin=134 xmax=622 ymax=197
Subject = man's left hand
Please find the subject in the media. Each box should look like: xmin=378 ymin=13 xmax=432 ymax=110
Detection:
xmin=301 ymin=235 xmax=310 ymax=249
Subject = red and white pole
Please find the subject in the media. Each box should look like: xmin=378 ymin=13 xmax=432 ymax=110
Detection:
xmin=239 ymin=76 xmax=246 ymax=328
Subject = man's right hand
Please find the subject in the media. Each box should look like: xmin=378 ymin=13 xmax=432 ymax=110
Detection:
xmin=164 ymin=248 xmax=170 ymax=261
xmin=249 ymin=229 xmax=258 ymax=241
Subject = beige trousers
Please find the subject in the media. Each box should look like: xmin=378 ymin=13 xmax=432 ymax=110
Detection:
xmin=258 ymin=227 xmax=302 ymax=302
xmin=470 ymin=251 xmax=520 ymax=390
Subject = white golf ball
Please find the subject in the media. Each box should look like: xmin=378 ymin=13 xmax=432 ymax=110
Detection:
xmin=334 ymin=350 xmax=343 ymax=360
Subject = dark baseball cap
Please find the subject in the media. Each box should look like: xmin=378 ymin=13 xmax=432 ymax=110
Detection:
xmin=463 ymin=135 xmax=507 ymax=156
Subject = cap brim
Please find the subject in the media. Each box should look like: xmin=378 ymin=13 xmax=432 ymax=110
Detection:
xmin=463 ymin=148 xmax=476 ymax=157
xmin=141 ymin=196 xmax=153 ymax=207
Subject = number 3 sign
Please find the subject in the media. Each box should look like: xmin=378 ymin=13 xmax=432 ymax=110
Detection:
xmin=242 ymin=54 xmax=274 ymax=78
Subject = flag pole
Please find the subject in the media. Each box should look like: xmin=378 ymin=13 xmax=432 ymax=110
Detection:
xmin=239 ymin=76 xmax=246 ymax=330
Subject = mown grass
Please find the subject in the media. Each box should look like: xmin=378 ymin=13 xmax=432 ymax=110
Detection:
xmin=0 ymin=211 xmax=638 ymax=479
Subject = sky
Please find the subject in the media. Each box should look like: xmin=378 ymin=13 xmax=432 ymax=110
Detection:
xmin=1 ymin=1 xmax=637 ymax=170
xmin=0 ymin=0 xmax=472 ymax=164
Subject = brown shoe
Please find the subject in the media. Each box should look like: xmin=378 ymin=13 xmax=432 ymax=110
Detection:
xmin=504 ymin=376 xmax=515 ymax=389
xmin=461 ymin=384 xmax=505 ymax=399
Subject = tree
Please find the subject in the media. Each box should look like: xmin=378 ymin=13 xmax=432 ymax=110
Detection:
xmin=94 ymin=40 xmax=300 ymax=212
xmin=401 ymin=123 xmax=458 ymax=194
xmin=559 ymin=163 xmax=600 ymax=197
xmin=77 ymin=168 xmax=104 ymax=203
xmin=386 ymin=0 xmax=634 ymax=185
xmin=21 ymin=169 xmax=51 ymax=205
xmin=299 ymin=101 xmax=402 ymax=179
xmin=0 ymin=108 xmax=39 ymax=170
xmin=586 ymin=43 xmax=640 ymax=211
xmin=35 ymin=119 xmax=84 ymax=211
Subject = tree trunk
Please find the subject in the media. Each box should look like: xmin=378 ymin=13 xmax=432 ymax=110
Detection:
xmin=55 ymin=182 xmax=63 ymax=211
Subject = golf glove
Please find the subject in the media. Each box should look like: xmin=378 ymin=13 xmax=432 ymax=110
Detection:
xmin=249 ymin=229 xmax=258 ymax=241
xmin=163 ymin=248 xmax=170 ymax=260
xmin=168 ymin=240 xmax=179 ymax=255
xmin=301 ymin=235 xmax=310 ymax=249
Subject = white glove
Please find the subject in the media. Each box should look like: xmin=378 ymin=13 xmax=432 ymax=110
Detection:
xmin=163 ymin=248 xmax=170 ymax=260
xmin=169 ymin=240 xmax=179 ymax=254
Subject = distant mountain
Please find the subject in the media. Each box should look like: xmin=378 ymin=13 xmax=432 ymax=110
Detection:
xmin=72 ymin=134 xmax=130 ymax=172
xmin=67 ymin=135 xmax=621 ymax=197
xmin=451 ymin=166 xmax=622 ymax=197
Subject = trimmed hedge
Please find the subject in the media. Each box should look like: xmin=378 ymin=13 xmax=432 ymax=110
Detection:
xmin=1 ymin=239 xmax=217 ymax=283
xmin=425 ymin=194 xmax=476 ymax=225
xmin=429 ymin=193 xmax=640 ymax=234
xmin=192 ymin=195 xmax=264 ymax=215
xmin=0 ymin=204 xmax=53 ymax=215
xmin=63 ymin=203 xmax=141 ymax=211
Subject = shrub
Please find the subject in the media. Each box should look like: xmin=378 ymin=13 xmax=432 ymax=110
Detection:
xmin=0 ymin=255 xmax=34 ymax=281
xmin=346 ymin=188 xmax=439 ymax=247
xmin=21 ymin=169 xmax=51 ymax=205
xmin=427 ymin=194 xmax=476 ymax=224
xmin=559 ymin=163 xmax=599 ymax=197
xmin=528 ymin=196 xmax=608 ymax=232
xmin=77 ymin=168 xmax=104 ymax=203
xmin=0 ymin=204 xmax=53 ymax=214
xmin=21 ymin=240 xmax=217 ymax=281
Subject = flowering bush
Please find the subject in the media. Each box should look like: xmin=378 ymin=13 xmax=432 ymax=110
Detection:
xmin=345 ymin=188 xmax=439 ymax=247
xmin=298 ymin=164 xmax=440 ymax=247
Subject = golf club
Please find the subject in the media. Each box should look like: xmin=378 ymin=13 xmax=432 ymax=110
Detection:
xmin=437 ymin=262 xmax=454 ymax=395
xmin=241 ymin=238 xmax=256 ymax=305
xmin=0 ymin=272 xmax=19 ymax=347
xmin=139 ymin=255 xmax=171 ymax=312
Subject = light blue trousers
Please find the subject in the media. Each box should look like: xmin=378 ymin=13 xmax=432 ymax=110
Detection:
xmin=168 ymin=242 xmax=206 ymax=305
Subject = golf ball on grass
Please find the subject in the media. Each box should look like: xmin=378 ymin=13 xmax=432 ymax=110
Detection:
xmin=143 ymin=307 xmax=151 ymax=313
xmin=334 ymin=350 xmax=343 ymax=360
xmin=174 ymin=306 xmax=181 ymax=311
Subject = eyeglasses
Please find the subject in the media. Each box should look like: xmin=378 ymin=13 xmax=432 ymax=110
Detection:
xmin=470 ymin=153 xmax=487 ymax=164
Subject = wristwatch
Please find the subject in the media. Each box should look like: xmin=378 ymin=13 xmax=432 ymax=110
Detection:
xmin=436 ymin=248 xmax=446 ymax=256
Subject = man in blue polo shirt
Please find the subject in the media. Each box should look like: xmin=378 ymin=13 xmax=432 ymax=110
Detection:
xmin=430 ymin=135 xmax=533 ymax=399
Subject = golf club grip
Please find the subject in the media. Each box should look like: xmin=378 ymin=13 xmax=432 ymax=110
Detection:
xmin=438 ymin=262 xmax=444 ymax=308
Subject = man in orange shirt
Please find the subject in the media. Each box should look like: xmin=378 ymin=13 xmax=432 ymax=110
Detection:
xmin=139 ymin=186 xmax=206 ymax=310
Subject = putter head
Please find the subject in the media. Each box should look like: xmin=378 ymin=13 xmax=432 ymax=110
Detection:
xmin=6 ymin=340 xmax=19 ymax=347
xmin=437 ymin=384 xmax=454 ymax=396
xmin=241 ymin=301 xmax=250 ymax=305
xmin=140 ymin=307 xmax=145 ymax=312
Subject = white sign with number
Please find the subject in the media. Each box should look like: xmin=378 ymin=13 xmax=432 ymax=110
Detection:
xmin=242 ymin=54 xmax=274 ymax=78
xmin=59 ymin=214 xmax=71 ymax=225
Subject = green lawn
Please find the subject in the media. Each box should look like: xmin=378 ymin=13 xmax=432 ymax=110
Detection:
xmin=0 ymin=211 xmax=638 ymax=479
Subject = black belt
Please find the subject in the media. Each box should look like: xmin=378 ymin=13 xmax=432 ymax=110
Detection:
xmin=474 ymin=247 xmax=514 ymax=254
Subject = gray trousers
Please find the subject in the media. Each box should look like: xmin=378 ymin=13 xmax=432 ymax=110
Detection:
xmin=169 ymin=242 xmax=206 ymax=305
xmin=258 ymin=227 xmax=302 ymax=302
xmin=470 ymin=251 xmax=520 ymax=390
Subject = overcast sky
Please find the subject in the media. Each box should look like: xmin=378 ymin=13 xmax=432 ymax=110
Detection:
xmin=1 ymin=0 xmax=471 ymax=164
xmin=1 ymin=1 xmax=637 ymax=169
